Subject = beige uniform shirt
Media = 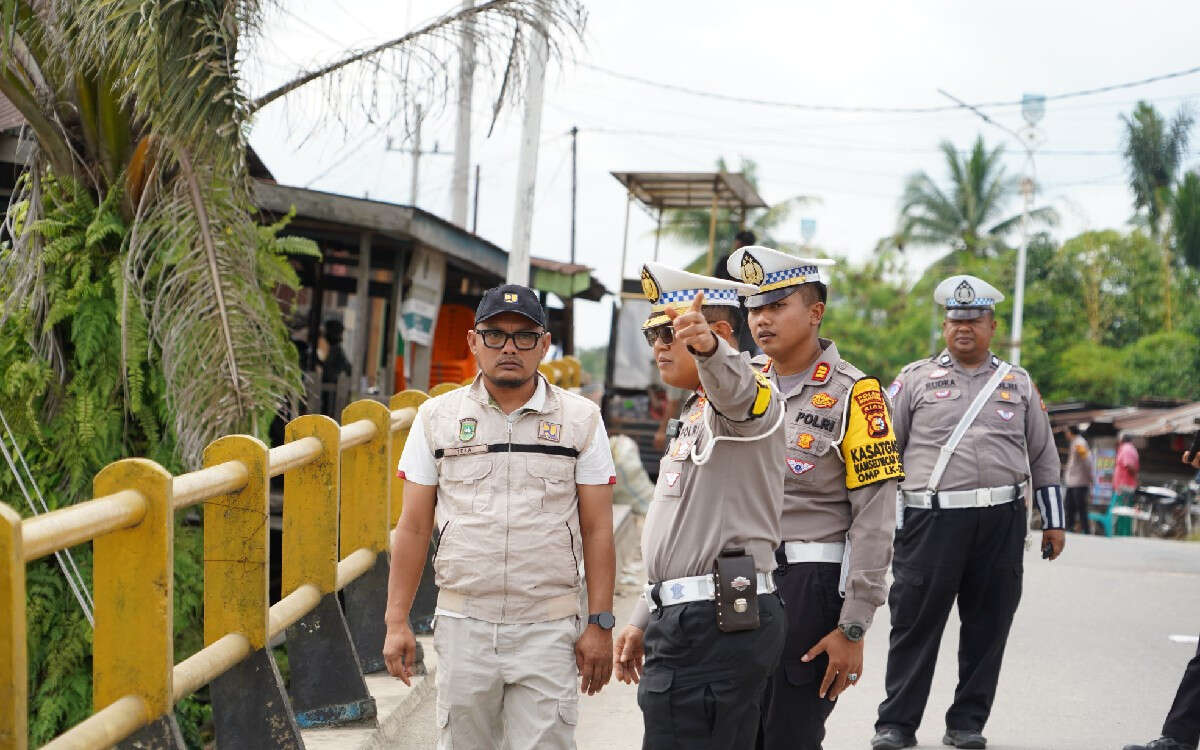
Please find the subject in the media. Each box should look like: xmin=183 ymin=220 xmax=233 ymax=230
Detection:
xmin=755 ymin=339 xmax=900 ymax=628
xmin=888 ymin=349 xmax=1064 ymax=526
xmin=629 ymin=337 xmax=785 ymax=630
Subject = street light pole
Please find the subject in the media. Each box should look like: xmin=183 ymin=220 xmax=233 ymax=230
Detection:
xmin=937 ymin=89 xmax=1044 ymax=366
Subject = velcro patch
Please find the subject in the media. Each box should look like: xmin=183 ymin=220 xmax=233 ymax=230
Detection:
xmin=842 ymin=378 xmax=905 ymax=490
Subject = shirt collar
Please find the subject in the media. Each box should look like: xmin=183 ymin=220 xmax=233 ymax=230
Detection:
xmin=469 ymin=372 xmax=550 ymax=413
xmin=938 ymin=348 xmax=1000 ymax=375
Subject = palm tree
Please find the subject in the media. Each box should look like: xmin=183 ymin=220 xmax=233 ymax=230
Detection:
xmin=0 ymin=1 xmax=584 ymax=742
xmin=1121 ymin=101 xmax=1194 ymax=236
xmin=881 ymin=136 xmax=1058 ymax=259
xmin=0 ymin=0 xmax=584 ymax=464
xmin=656 ymin=157 xmax=817 ymax=273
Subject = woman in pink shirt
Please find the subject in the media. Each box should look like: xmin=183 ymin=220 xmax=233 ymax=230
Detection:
xmin=1112 ymin=434 xmax=1140 ymax=536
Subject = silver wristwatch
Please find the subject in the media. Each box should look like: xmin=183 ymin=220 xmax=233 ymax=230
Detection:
xmin=839 ymin=622 xmax=866 ymax=642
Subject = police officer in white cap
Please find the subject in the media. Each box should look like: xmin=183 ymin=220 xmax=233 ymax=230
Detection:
xmin=728 ymin=245 xmax=903 ymax=750
xmin=871 ymin=274 xmax=1065 ymax=750
xmin=613 ymin=261 xmax=787 ymax=749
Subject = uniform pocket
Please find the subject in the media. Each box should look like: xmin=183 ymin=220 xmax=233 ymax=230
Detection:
xmin=527 ymin=458 xmax=575 ymax=513
xmin=441 ymin=456 xmax=494 ymax=512
xmin=641 ymin=668 xmax=674 ymax=694
xmin=656 ymin=459 xmax=685 ymax=499
xmin=783 ymin=659 xmax=818 ymax=688
xmin=557 ymin=697 xmax=578 ymax=726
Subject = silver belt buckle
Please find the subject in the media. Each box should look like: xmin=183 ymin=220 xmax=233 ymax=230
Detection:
xmin=977 ymin=487 xmax=992 ymax=507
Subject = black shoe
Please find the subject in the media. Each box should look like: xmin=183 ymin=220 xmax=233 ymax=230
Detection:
xmin=871 ymin=728 xmax=917 ymax=749
xmin=943 ymin=729 xmax=987 ymax=749
xmin=1122 ymin=739 xmax=1198 ymax=750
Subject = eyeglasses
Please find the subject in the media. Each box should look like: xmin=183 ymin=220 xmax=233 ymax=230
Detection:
xmin=643 ymin=325 xmax=675 ymax=348
xmin=474 ymin=329 xmax=544 ymax=350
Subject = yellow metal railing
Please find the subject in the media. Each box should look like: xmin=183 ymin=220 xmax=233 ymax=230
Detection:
xmin=0 ymin=359 xmax=583 ymax=750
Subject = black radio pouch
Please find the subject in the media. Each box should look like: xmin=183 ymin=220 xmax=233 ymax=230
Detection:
xmin=713 ymin=548 xmax=759 ymax=633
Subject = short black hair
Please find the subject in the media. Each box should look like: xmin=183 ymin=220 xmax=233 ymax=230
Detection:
xmin=701 ymin=305 xmax=741 ymax=335
xmin=798 ymin=282 xmax=828 ymax=305
xmin=734 ymin=230 xmax=757 ymax=247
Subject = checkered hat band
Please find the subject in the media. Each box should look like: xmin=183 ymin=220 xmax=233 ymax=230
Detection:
xmin=763 ymin=266 xmax=819 ymax=285
xmin=657 ymin=288 xmax=740 ymax=305
xmin=946 ymin=297 xmax=996 ymax=307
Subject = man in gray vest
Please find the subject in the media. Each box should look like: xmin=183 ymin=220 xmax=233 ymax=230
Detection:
xmin=613 ymin=262 xmax=786 ymax=749
xmin=871 ymin=274 xmax=1065 ymax=750
xmin=383 ymin=284 xmax=618 ymax=750
xmin=727 ymin=245 xmax=901 ymax=750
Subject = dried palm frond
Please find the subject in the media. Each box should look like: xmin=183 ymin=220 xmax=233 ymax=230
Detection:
xmin=250 ymin=0 xmax=586 ymax=139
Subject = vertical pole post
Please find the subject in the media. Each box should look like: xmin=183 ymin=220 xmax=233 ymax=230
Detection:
xmin=282 ymin=414 xmax=376 ymax=727
xmin=410 ymin=104 xmax=422 ymax=208
xmin=1011 ymin=156 xmax=1033 ymax=366
xmin=340 ymin=400 xmax=393 ymax=673
xmin=654 ymin=208 xmax=663 ymax=262
xmin=706 ymin=189 xmax=719 ymax=276
xmin=0 ymin=503 xmax=26 ymax=750
xmin=618 ymin=191 xmax=632 ymax=285
xmin=508 ymin=5 xmax=549 ymax=286
xmin=204 ymin=436 xmax=302 ymax=748
xmin=388 ymin=391 xmax=431 ymax=529
xmin=93 ymin=458 xmax=185 ymax=748
xmin=472 ymin=164 xmax=482 ymax=234
xmin=351 ymin=232 xmax=373 ymax=394
xmin=451 ymin=1 xmax=475 ymax=228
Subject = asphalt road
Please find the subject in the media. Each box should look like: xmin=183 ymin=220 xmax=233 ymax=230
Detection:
xmin=386 ymin=532 xmax=1200 ymax=749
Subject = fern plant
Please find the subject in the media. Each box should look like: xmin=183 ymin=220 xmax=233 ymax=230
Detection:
xmin=0 ymin=175 xmax=316 ymax=747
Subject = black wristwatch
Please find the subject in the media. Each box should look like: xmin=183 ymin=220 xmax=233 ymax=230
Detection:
xmin=588 ymin=612 xmax=616 ymax=630
xmin=839 ymin=622 xmax=866 ymax=642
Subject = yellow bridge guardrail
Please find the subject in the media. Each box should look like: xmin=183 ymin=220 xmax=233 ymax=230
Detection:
xmin=0 ymin=359 xmax=581 ymax=750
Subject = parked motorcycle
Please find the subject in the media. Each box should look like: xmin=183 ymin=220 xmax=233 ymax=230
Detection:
xmin=1133 ymin=482 xmax=1193 ymax=540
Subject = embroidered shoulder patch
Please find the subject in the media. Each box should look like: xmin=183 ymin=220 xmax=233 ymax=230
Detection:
xmin=842 ymin=378 xmax=905 ymax=490
xmin=812 ymin=362 xmax=831 ymax=383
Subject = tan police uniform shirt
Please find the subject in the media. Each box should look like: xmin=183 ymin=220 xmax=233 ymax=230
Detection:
xmin=754 ymin=339 xmax=901 ymax=628
xmin=629 ymin=336 xmax=785 ymax=630
xmin=888 ymin=349 xmax=1061 ymax=496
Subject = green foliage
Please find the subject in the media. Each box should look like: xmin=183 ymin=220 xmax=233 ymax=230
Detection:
xmin=883 ymin=136 xmax=1057 ymax=259
xmin=1121 ymin=100 xmax=1194 ymax=234
xmin=575 ymin=345 xmax=607 ymax=386
xmin=0 ymin=175 xmax=312 ymax=747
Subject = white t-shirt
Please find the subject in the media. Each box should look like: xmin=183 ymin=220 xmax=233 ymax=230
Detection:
xmin=396 ymin=378 xmax=616 ymax=486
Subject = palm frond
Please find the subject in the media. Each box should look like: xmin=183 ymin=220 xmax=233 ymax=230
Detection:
xmin=249 ymin=0 xmax=585 ymax=139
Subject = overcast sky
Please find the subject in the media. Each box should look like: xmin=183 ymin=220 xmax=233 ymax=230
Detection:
xmin=247 ymin=1 xmax=1200 ymax=350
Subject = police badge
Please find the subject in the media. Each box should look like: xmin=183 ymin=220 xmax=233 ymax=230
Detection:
xmin=740 ymin=251 xmax=766 ymax=285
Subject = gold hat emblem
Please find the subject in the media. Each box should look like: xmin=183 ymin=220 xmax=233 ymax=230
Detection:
xmin=741 ymin=252 xmax=765 ymax=285
xmin=640 ymin=266 xmax=661 ymax=302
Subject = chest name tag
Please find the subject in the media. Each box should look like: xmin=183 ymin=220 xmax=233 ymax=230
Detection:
xmin=443 ymin=444 xmax=488 ymax=457
xmin=842 ymin=377 xmax=905 ymax=490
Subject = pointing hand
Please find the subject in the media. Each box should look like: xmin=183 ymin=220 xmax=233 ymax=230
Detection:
xmin=664 ymin=291 xmax=717 ymax=357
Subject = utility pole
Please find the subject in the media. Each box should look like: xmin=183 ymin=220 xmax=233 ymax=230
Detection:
xmin=563 ymin=125 xmax=578 ymax=355
xmin=385 ymin=104 xmax=451 ymax=209
xmin=450 ymin=0 xmax=475 ymax=228
xmin=472 ymin=164 xmax=481 ymax=234
xmin=938 ymin=89 xmax=1044 ymax=366
xmin=508 ymin=5 xmax=549 ymax=286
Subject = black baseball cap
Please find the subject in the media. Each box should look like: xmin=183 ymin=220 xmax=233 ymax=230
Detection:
xmin=474 ymin=284 xmax=547 ymax=328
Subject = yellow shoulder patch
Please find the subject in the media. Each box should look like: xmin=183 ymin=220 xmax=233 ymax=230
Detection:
xmin=842 ymin=377 xmax=905 ymax=490
xmin=750 ymin=370 xmax=773 ymax=418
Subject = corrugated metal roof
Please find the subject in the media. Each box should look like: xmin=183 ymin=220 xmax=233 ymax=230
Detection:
xmin=1050 ymin=402 xmax=1200 ymax=437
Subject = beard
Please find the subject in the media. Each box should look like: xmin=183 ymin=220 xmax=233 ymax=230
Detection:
xmin=484 ymin=369 xmax=533 ymax=390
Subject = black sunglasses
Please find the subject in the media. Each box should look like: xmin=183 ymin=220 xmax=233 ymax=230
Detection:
xmin=643 ymin=325 xmax=675 ymax=348
xmin=474 ymin=328 xmax=544 ymax=350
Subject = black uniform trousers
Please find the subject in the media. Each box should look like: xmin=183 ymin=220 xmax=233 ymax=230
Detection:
xmin=758 ymin=562 xmax=844 ymax=750
xmin=1064 ymin=486 xmax=1090 ymax=533
xmin=876 ymin=501 xmax=1025 ymax=736
xmin=1162 ymin=636 xmax=1200 ymax=746
xmin=639 ymin=593 xmax=786 ymax=749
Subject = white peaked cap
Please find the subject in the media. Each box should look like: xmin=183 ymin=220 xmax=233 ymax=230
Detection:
xmin=639 ymin=261 xmax=757 ymax=329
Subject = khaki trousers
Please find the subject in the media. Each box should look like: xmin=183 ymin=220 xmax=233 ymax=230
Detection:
xmin=434 ymin=614 xmax=580 ymax=750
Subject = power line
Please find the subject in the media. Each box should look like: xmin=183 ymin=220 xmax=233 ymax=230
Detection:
xmin=579 ymin=61 xmax=1200 ymax=114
